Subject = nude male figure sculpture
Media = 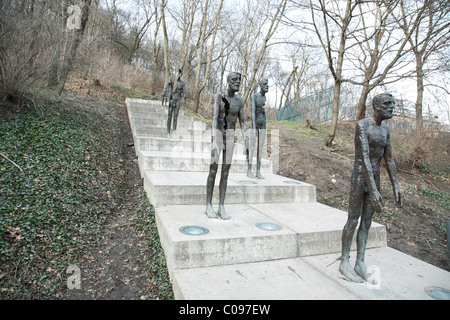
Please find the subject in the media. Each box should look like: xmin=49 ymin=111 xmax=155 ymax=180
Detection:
xmin=339 ymin=93 xmax=402 ymax=283
xmin=247 ymin=78 xmax=268 ymax=179
xmin=162 ymin=77 xmax=173 ymax=106
xmin=205 ymin=72 xmax=249 ymax=220
xmin=167 ymin=69 xmax=186 ymax=139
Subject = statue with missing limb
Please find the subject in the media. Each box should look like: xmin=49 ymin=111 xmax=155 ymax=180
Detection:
xmin=247 ymin=78 xmax=268 ymax=179
xmin=162 ymin=77 xmax=173 ymax=106
xmin=167 ymin=70 xmax=186 ymax=139
xmin=206 ymin=72 xmax=249 ymax=220
xmin=339 ymin=93 xmax=402 ymax=283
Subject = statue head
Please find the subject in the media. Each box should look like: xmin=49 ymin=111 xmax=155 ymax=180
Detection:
xmin=227 ymin=72 xmax=241 ymax=93
xmin=260 ymin=78 xmax=269 ymax=94
xmin=373 ymin=93 xmax=395 ymax=120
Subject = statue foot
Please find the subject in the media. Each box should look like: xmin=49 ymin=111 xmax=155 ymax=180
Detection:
xmin=167 ymin=133 xmax=171 ymax=139
xmin=217 ymin=205 xmax=230 ymax=220
xmin=339 ymin=259 xmax=364 ymax=283
xmin=256 ymin=172 xmax=265 ymax=179
xmin=354 ymin=260 xmax=377 ymax=284
xmin=205 ymin=204 xmax=218 ymax=219
xmin=247 ymin=170 xmax=256 ymax=178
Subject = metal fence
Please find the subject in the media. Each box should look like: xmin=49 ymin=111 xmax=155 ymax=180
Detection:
xmin=267 ymin=87 xmax=333 ymax=124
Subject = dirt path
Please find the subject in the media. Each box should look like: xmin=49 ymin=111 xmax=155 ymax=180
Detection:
xmin=62 ymin=92 xmax=155 ymax=300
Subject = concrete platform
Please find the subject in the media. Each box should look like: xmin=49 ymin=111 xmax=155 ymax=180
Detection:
xmin=128 ymin=111 xmax=191 ymax=122
xmin=130 ymin=117 xmax=200 ymax=128
xmin=134 ymin=135 xmax=245 ymax=154
xmin=125 ymin=97 xmax=450 ymax=301
xmin=155 ymin=202 xmax=386 ymax=274
xmin=172 ymin=247 xmax=450 ymax=300
xmin=143 ymin=171 xmax=316 ymax=206
xmin=136 ymin=149 xmax=273 ymax=173
xmin=133 ymin=124 xmax=207 ymax=139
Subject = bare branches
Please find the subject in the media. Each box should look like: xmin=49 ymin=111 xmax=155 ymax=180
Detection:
xmin=0 ymin=152 xmax=23 ymax=174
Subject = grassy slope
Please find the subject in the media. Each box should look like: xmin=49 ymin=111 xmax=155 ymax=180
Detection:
xmin=0 ymin=85 xmax=171 ymax=299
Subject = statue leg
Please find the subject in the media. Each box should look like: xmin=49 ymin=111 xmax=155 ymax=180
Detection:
xmin=256 ymin=128 xmax=266 ymax=179
xmin=167 ymin=100 xmax=173 ymax=139
xmin=218 ymin=163 xmax=231 ymax=220
xmin=206 ymin=162 xmax=219 ymax=219
xmin=218 ymin=132 xmax=235 ymax=220
xmin=339 ymin=178 xmax=364 ymax=283
xmin=247 ymin=128 xmax=256 ymax=178
xmin=354 ymin=193 xmax=376 ymax=283
xmin=172 ymin=99 xmax=180 ymax=136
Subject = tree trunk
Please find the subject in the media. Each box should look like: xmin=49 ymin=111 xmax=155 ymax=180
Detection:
xmin=151 ymin=43 xmax=160 ymax=96
xmin=322 ymin=0 xmax=355 ymax=147
xmin=325 ymin=81 xmax=341 ymax=147
xmin=160 ymin=0 xmax=170 ymax=87
xmin=193 ymin=0 xmax=223 ymax=113
xmin=355 ymin=83 xmax=371 ymax=121
xmin=56 ymin=0 xmax=92 ymax=96
xmin=242 ymin=0 xmax=287 ymax=113
xmin=192 ymin=0 xmax=209 ymax=113
xmin=415 ymin=60 xmax=424 ymax=130
xmin=47 ymin=0 xmax=70 ymax=89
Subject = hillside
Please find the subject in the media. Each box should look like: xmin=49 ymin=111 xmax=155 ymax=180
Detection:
xmin=1 ymin=80 xmax=448 ymax=299
xmin=271 ymin=120 xmax=450 ymax=273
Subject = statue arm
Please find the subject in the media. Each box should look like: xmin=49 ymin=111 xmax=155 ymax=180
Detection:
xmin=212 ymin=94 xmax=221 ymax=150
xmin=356 ymin=121 xmax=384 ymax=212
xmin=251 ymin=94 xmax=257 ymax=131
xmin=383 ymin=127 xmax=402 ymax=207
xmin=238 ymin=100 xmax=249 ymax=152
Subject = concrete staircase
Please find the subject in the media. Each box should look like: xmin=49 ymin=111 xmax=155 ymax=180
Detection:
xmin=126 ymin=98 xmax=450 ymax=300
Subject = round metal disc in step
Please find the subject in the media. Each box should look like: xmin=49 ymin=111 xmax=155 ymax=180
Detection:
xmin=179 ymin=226 xmax=209 ymax=236
xmin=239 ymin=180 xmax=257 ymax=184
xmin=283 ymin=180 xmax=301 ymax=185
xmin=425 ymin=286 xmax=450 ymax=300
xmin=256 ymin=222 xmax=283 ymax=231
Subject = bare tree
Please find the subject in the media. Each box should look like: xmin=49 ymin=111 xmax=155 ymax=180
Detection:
xmin=150 ymin=0 xmax=162 ymax=96
xmin=308 ymin=0 xmax=360 ymax=147
xmin=394 ymin=0 xmax=450 ymax=130
xmin=351 ymin=0 xmax=420 ymax=121
xmin=56 ymin=0 xmax=93 ymax=96
xmin=192 ymin=0 xmax=224 ymax=113
xmin=160 ymin=0 xmax=170 ymax=88
xmin=170 ymin=0 xmax=200 ymax=77
xmin=0 ymin=0 xmax=53 ymax=100
xmin=241 ymin=0 xmax=287 ymax=112
xmin=112 ymin=0 xmax=155 ymax=64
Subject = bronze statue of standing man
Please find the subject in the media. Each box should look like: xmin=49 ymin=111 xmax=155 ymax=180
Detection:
xmin=248 ymin=78 xmax=268 ymax=179
xmin=339 ymin=93 xmax=402 ymax=283
xmin=206 ymin=72 xmax=249 ymax=220
xmin=167 ymin=69 xmax=186 ymax=139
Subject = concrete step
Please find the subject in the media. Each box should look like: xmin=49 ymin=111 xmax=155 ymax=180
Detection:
xmin=172 ymin=246 xmax=450 ymax=300
xmin=128 ymin=105 xmax=186 ymax=116
xmin=143 ymin=171 xmax=316 ymax=206
xmin=136 ymin=149 xmax=273 ymax=173
xmin=128 ymin=111 xmax=190 ymax=122
xmin=126 ymin=98 xmax=450 ymax=301
xmin=134 ymin=135 xmax=245 ymax=154
xmin=154 ymin=202 xmax=387 ymax=274
xmin=130 ymin=117 xmax=201 ymax=128
xmin=132 ymin=124 xmax=205 ymax=138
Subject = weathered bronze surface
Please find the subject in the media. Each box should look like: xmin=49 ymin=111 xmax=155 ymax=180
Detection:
xmin=339 ymin=93 xmax=402 ymax=283
xmin=205 ymin=72 xmax=249 ymax=220
xmin=248 ymin=78 xmax=268 ymax=179
xmin=167 ymin=69 xmax=186 ymax=139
